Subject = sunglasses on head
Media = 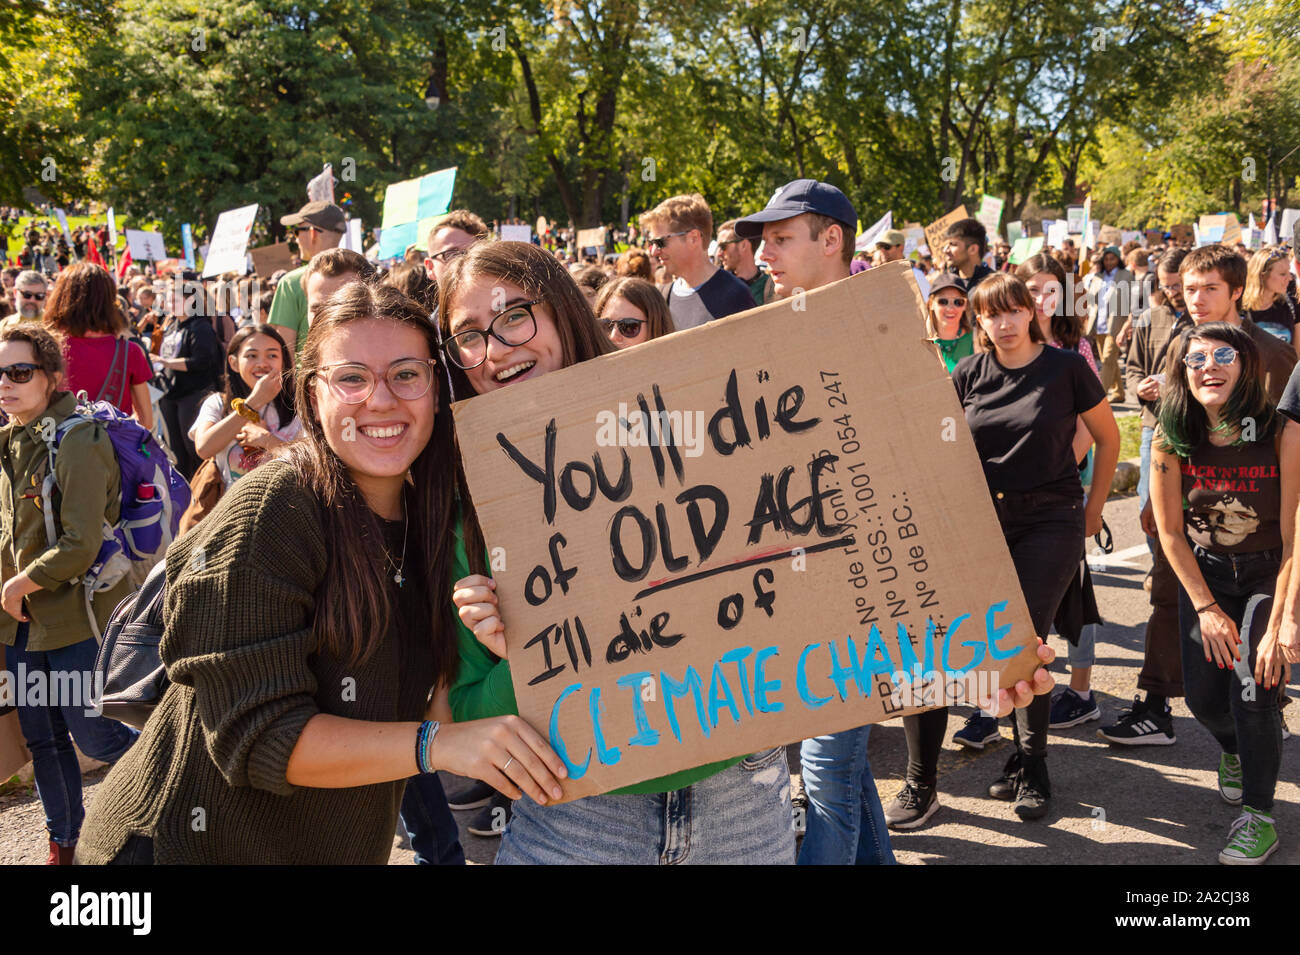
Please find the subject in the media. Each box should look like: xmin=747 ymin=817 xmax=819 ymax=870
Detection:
xmin=0 ymin=363 xmax=41 ymax=384
xmin=600 ymin=317 xmax=646 ymax=338
xmin=1183 ymin=345 xmax=1237 ymax=370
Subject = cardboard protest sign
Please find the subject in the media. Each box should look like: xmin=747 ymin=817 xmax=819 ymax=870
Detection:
xmin=501 ymin=224 xmax=532 ymax=244
xmin=248 ymin=242 xmax=294 ymax=276
xmin=576 ymin=227 xmax=606 ymax=252
xmin=1198 ymin=214 xmax=1241 ymax=246
xmin=452 ymin=262 xmax=1041 ymax=798
xmin=125 ymin=229 xmax=167 ymax=262
xmin=203 ymin=203 xmax=258 ymax=277
xmin=1097 ymin=225 xmax=1121 ymax=247
xmin=1171 ymin=223 xmax=1194 ymax=246
xmin=923 ymin=206 xmax=969 ymax=267
xmin=1145 ymin=229 xmax=1163 ymax=247
xmin=377 ymin=167 xmax=457 ymax=259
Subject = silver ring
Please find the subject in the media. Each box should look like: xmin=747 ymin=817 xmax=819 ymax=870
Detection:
xmin=502 ymin=756 xmax=515 ymax=772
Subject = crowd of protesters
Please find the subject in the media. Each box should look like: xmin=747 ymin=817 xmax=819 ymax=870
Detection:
xmin=1 ymin=182 xmax=1298 ymax=867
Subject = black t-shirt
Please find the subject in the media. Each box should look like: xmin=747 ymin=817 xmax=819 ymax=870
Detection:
xmin=952 ymin=346 xmax=1107 ymax=498
xmin=949 ymin=262 xmax=995 ymax=294
xmin=1180 ymin=438 xmax=1281 ymax=553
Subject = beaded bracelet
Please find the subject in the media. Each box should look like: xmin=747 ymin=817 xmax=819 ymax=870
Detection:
xmin=415 ymin=720 xmax=441 ymax=774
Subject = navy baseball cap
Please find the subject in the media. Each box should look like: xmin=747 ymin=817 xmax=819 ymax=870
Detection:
xmin=735 ymin=179 xmax=858 ymax=241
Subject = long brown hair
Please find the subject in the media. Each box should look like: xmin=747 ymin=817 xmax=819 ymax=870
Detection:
xmin=43 ymin=262 xmax=125 ymax=336
xmin=1014 ymin=253 xmax=1079 ymax=349
xmin=282 ymin=282 xmax=461 ymax=681
xmin=594 ymin=276 xmax=676 ymax=341
xmin=221 ymin=323 xmax=295 ymax=424
xmin=436 ymin=240 xmax=613 ymax=581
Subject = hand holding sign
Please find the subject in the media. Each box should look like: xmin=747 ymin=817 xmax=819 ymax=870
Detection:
xmin=454 ymin=575 xmax=507 ymax=658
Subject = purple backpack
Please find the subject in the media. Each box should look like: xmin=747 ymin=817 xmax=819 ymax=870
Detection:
xmin=38 ymin=396 xmax=191 ymax=637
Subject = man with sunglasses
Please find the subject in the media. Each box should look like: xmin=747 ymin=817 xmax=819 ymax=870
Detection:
xmin=268 ymin=201 xmax=347 ymax=357
xmin=640 ymin=193 xmax=755 ymax=331
xmin=11 ymin=271 xmax=48 ymax=322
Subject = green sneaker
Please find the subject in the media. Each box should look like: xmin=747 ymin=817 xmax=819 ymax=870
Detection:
xmin=1219 ymin=807 xmax=1278 ymax=865
xmin=1217 ymin=753 xmax=1243 ymax=805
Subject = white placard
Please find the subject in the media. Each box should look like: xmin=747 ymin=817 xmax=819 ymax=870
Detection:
xmin=340 ymin=218 xmax=364 ymax=252
xmin=1281 ymin=209 xmax=1300 ymax=248
xmin=53 ymin=208 xmax=73 ymax=245
xmin=203 ymin=203 xmax=259 ymax=277
xmin=854 ymin=211 xmax=892 ymax=252
xmin=107 ymin=208 xmax=118 ymax=248
xmin=1047 ymin=221 xmax=1069 ymax=249
xmin=500 ymin=224 xmax=532 ymax=243
xmin=124 ymin=228 xmax=167 ymax=261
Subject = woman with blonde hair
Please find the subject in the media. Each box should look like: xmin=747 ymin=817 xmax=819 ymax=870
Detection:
xmin=1243 ymin=247 xmax=1296 ymax=344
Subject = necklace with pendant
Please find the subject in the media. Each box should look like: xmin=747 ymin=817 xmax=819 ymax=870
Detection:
xmin=384 ymin=492 xmax=409 ymax=587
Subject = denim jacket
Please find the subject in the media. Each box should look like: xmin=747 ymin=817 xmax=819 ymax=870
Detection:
xmin=0 ymin=391 xmax=130 ymax=651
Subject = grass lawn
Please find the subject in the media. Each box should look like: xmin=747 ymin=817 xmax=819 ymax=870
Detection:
xmin=3 ymin=213 xmax=162 ymax=255
xmin=1117 ymin=411 xmax=1143 ymax=462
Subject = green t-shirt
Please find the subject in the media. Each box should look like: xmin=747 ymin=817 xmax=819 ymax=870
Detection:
xmin=935 ymin=330 xmax=974 ymax=374
xmin=267 ymin=264 xmax=309 ymax=355
xmin=446 ymin=520 xmax=741 ymax=795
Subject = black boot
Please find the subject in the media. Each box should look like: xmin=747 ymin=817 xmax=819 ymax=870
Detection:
xmin=1013 ymin=753 xmax=1051 ymax=820
xmin=988 ymin=750 xmax=1021 ymax=801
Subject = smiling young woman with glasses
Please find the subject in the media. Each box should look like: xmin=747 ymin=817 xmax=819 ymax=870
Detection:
xmin=1150 ymin=322 xmax=1298 ymax=864
xmin=78 ymin=282 xmax=566 ymax=865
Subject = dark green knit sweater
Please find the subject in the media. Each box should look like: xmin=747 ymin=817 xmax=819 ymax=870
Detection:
xmin=78 ymin=459 xmax=436 ymax=864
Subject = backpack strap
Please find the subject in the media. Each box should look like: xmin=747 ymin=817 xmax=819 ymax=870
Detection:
xmin=96 ymin=337 xmax=129 ymax=408
xmin=37 ymin=412 xmax=98 ymax=551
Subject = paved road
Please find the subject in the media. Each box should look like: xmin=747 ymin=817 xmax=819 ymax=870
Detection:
xmin=3 ymin=421 xmax=1295 ymax=864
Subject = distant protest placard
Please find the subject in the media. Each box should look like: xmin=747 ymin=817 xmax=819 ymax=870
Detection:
xmin=377 ymin=167 xmax=457 ymax=259
xmin=576 ymin=227 xmax=606 ymax=252
xmin=500 ymin=224 xmax=532 ymax=243
xmin=124 ymin=228 xmax=167 ymax=262
xmin=453 ymin=262 xmax=1041 ymax=798
xmin=923 ymin=206 xmax=969 ymax=267
xmin=202 ymin=203 xmax=258 ymax=277
xmin=248 ymin=241 xmax=294 ymax=276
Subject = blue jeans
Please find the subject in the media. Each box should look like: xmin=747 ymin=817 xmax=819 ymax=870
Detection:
xmin=1069 ymin=623 xmax=1097 ymax=669
xmin=399 ymin=773 xmax=465 ymax=865
xmin=5 ymin=624 xmax=138 ymax=845
xmin=496 ymin=748 xmax=796 ymax=864
xmin=798 ymin=726 xmax=895 ymax=865
xmin=1177 ymin=545 xmax=1282 ymax=811
xmin=1139 ymin=426 xmax=1154 ymax=556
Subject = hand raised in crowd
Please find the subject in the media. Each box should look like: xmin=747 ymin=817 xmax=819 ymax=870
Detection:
xmin=246 ymin=369 xmax=283 ymax=410
xmin=429 ymin=715 xmax=567 ymax=804
xmin=453 ymin=574 xmax=507 ymax=658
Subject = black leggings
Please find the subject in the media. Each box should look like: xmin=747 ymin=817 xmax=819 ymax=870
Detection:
xmin=902 ymin=708 xmax=948 ymax=786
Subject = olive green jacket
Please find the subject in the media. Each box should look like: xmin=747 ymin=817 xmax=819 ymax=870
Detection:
xmin=0 ymin=391 xmax=131 ymax=651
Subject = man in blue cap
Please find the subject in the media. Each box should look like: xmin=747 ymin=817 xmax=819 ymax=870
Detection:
xmin=734 ymin=179 xmax=898 ymax=865
xmin=734 ymin=179 xmax=858 ymax=300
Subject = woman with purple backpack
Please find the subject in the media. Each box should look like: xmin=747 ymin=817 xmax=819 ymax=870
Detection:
xmin=0 ymin=322 xmax=139 ymax=864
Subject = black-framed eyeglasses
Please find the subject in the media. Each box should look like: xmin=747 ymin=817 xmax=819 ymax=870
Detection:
xmin=443 ymin=299 xmax=542 ymax=370
xmin=0 ymin=363 xmax=41 ymax=384
xmin=1183 ymin=346 xmax=1238 ymax=370
xmin=647 ymin=231 xmax=691 ymax=250
xmin=427 ymin=246 xmax=467 ymax=264
xmin=316 ymin=359 xmax=438 ymax=403
xmin=600 ymin=317 xmax=646 ymax=338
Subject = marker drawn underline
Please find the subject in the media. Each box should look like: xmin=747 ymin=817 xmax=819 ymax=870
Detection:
xmin=633 ymin=535 xmax=857 ymax=600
